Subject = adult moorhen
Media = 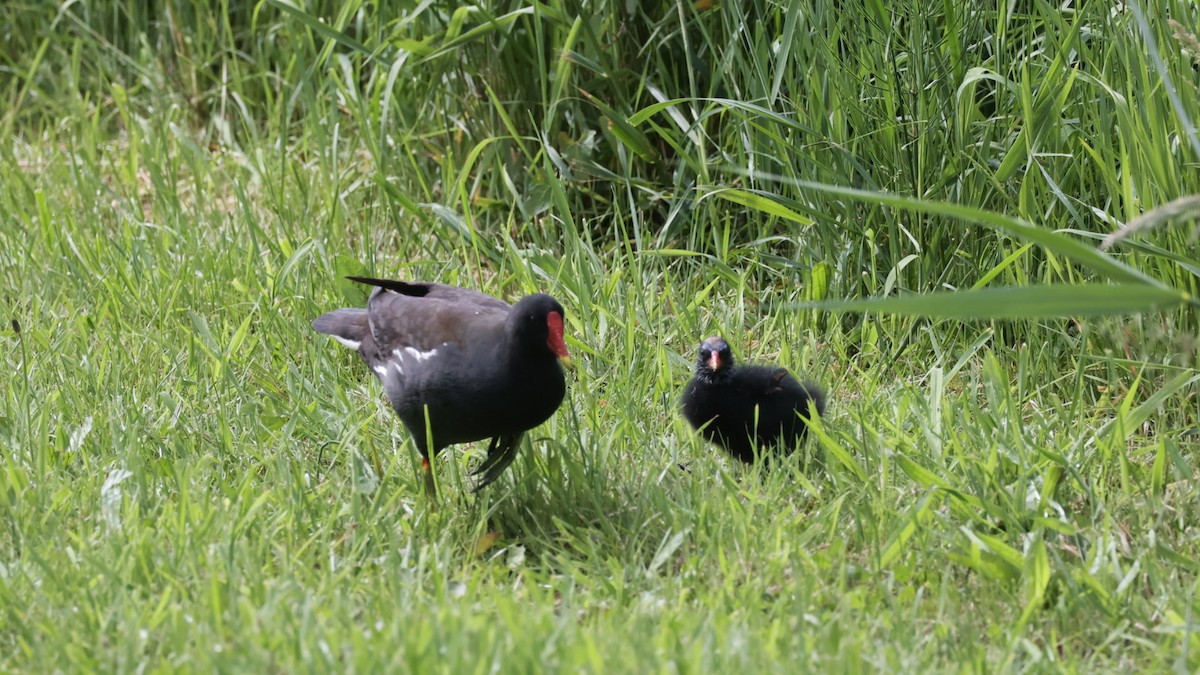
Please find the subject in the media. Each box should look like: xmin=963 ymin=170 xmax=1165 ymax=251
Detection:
xmin=312 ymin=276 xmax=571 ymax=494
xmin=682 ymin=336 xmax=825 ymax=463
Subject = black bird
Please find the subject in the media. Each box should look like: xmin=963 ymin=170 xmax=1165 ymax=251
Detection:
xmin=312 ymin=276 xmax=571 ymax=494
xmin=682 ymin=336 xmax=825 ymax=463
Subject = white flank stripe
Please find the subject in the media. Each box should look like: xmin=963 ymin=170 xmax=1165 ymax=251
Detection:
xmin=403 ymin=346 xmax=439 ymax=362
xmin=372 ymin=359 xmax=403 ymax=383
xmin=332 ymin=336 xmax=361 ymax=350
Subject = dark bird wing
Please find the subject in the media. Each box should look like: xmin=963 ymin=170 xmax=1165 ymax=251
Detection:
xmin=312 ymin=277 xmax=510 ymax=353
xmin=347 ymin=277 xmax=511 ymax=354
xmin=764 ymin=368 xmax=790 ymax=395
xmin=762 ymin=368 xmax=825 ymax=414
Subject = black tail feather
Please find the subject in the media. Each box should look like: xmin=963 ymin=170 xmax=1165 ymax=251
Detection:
xmin=345 ymin=276 xmax=431 ymax=297
xmin=802 ymin=382 xmax=827 ymax=418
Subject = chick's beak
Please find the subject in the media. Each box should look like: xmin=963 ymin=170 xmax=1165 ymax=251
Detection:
xmin=707 ymin=351 xmax=723 ymax=372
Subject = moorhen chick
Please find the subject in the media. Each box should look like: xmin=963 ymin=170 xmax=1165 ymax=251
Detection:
xmin=682 ymin=336 xmax=825 ymax=463
xmin=313 ymin=276 xmax=571 ymax=494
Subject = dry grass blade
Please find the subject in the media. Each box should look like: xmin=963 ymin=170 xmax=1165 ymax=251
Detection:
xmin=1100 ymin=195 xmax=1200 ymax=250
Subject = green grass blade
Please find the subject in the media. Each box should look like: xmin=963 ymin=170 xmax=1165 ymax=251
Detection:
xmin=702 ymin=188 xmax=814 ymax=226
xmin=748 ymin=177 xmax=1166 ymax=287
xmin=794 ymin=283 xmax=1191 ymax=319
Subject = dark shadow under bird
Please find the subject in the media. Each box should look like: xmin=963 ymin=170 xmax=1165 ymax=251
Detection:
xmin=312 ymin=276 xmax=571 ymax=494
xmin=682 ymin=336 xmax=825 ymax=463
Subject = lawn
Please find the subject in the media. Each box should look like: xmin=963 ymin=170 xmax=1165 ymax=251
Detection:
xmin=2 ymin=1 xmax=1199 ymax=672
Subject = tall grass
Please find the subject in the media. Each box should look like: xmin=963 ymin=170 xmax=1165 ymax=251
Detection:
xmin=1 ymin=0 xmax=1198 ymax=671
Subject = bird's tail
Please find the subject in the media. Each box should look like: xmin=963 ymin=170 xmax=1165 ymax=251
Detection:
xmin=802 ymin=382 xmax=827 ymax=418
xmin=312 ymin=309 xmax=369 ymax=350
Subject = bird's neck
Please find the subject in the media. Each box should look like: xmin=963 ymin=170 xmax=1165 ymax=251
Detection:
xmin=696 ymin=369 xmax=732 ymax=386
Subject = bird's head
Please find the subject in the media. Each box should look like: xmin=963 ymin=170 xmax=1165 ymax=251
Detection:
xmin=696 ymin=336 xmax=734 ymax=381
xmin=512 ymin=293 xmax=572 ymax=367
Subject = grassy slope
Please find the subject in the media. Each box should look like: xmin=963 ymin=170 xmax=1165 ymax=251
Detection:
xmin=2 ymin=1 xmax=1199 ymax=672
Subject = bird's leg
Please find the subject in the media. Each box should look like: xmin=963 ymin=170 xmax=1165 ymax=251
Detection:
xmin=469 ymin=433 xmax=523 ymax=491
xmin=421 ymin=456 xmax=439 ymax=501
xmin=419 ymin=406 xmax=440 ymax=503
xmin=370 ymin=444 xmax=384 ymax=484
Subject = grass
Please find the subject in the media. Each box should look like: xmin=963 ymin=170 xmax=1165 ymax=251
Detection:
xmin=2 ymin=0 xmax=1199 ymax=671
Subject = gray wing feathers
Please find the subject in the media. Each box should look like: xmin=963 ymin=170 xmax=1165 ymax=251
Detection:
xmin=314 ymin=278 xmax=509 ymax=353
xmin=365 ymin=290 xmax=507 ymax=352
xmin=424 ymin=284 xmax=510 ymax=311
